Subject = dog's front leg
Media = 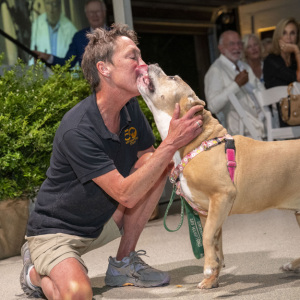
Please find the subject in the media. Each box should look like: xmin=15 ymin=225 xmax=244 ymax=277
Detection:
xmin=215 ymin=227 xmax=225 ymax=268
xmin=200 ymin=215 xmax=225 ymax=268
xmin=198 ymin=194 xmax=233 ymax=289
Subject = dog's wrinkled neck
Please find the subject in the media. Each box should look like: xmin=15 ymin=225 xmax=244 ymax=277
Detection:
xmin=180 ymin=109 xmax=228 ymax=158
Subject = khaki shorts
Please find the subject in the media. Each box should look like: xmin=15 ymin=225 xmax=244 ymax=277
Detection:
xmin=26 ymin=217 xmax=122 ymax=276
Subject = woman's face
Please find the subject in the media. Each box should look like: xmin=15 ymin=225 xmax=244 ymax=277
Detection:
xmin=281 ymin=23 xmax=298 ymax=45
xmin=245 ymin=37 xmax=261 ymax=61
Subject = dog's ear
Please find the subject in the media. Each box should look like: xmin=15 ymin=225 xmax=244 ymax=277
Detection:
xmin=181 ymin=95 xmax=205 ymax=116
xmin=187 ymin=95 xmax=205 ymax=107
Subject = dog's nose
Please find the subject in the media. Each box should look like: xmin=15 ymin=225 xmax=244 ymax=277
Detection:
xmin=136 ymin=65 xmax=148 ymax=77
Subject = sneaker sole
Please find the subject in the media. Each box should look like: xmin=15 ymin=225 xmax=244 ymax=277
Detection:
xmin=105 ymin=274 xmax=170 ymax=288
xmin=21 ymin=242 xmax=29 ymax=261
xmin=20 ymin=243 xmax=45 ymax=298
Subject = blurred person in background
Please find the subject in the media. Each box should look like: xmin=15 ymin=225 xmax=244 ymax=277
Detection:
xmin=205 ymin=30 xmax=265 ymax=137
xmin=242 ymin=33 xmax=264 ymax=83
xmin=34 ymin=0 xmax=107 ymax=69
xmin=29 ymin=0 xmax=77 ymax=65
xmin=263 ymin=17 xmax=300 ymax=126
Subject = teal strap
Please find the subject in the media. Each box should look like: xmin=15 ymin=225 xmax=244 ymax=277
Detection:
xmin=163 ymin=186 xmax=205 ymax=259
xmin=163 ymin=187 xmax=185 ymax=232
xmin=184 ymin=199 xmax=204 ymax=259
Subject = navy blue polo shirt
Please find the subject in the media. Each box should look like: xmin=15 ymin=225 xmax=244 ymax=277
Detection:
xmin=26 ymin=93 xmax=155 ymax=238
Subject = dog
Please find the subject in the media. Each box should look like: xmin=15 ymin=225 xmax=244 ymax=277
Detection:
xmin=137 ymin=63 xmax=300 ymax=289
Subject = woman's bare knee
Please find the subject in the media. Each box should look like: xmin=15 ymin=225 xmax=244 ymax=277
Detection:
xmin=48 ymin=258 xmax=93 ymax=300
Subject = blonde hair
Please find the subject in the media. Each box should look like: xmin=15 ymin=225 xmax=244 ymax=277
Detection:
xmin=241 ymin=33 xmax=262 ymax=61
xmin=272 ymin=17 xmax=300 ymax=55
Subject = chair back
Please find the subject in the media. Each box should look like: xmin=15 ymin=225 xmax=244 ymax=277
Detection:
xmin=255 ymin=86 xmax=288 ymax=107
xmin=253 ymin=83 xmax=300 ymax=141
xmin=228 ymin=93 xmax=263 ymax=140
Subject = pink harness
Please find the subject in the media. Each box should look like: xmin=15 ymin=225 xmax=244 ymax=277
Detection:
xmin=169 ymin=134 xmax=236 ymax=215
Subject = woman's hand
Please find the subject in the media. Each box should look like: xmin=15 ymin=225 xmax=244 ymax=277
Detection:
xmin=165 ymin=103 xmax=203 ymax=150
xmin=279 ymin=40 xmax=299 ymax=55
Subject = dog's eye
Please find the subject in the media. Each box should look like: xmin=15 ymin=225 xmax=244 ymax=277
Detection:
xmin=168 ymin=76 xmax=176 ymax=80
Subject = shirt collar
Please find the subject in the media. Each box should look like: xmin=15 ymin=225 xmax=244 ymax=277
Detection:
xmin=220 ymin=54 xmax=242 ymax=73
xmin=47 ymin=18 xmax=60 ymax=32
xmin=90 ymin=93 xmax=131 ymax=140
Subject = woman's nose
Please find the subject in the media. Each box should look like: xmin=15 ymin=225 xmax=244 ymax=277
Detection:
xmin=140 ymin=59 xmax=146 ymax=66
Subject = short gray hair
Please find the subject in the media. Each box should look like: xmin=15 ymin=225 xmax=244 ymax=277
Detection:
xmin=218 ymin=30 xmax=240 ymax=46
xmin=84 ymin=0 xmax=106 ymax=11
xmin=81 ymin=23 xmax=138 ymax=91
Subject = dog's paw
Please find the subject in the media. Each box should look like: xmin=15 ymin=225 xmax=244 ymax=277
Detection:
xmin=280 ymin=263 xmax=300 ymax=273
xmin=197 ymin=278 xmax=219 ymax=289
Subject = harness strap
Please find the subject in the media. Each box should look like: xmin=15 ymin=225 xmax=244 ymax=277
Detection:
xmin=225 ymin=139 xmax=236 ymax=182
xmin=169 ymin=134 xmax=236 ymax=215
xmin=170 ymin=134 xmax=233 ymax=184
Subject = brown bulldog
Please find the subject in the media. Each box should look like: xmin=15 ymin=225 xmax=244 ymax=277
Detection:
xmin=137 ymin=64 xmax=300 ymax=289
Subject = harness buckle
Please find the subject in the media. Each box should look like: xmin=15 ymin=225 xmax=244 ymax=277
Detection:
xmin=227 ymin=161 xmax=236 ymax=167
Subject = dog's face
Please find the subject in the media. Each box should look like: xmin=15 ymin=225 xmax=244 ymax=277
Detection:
xmin=137 ymin=64 xmax=205 ymax=139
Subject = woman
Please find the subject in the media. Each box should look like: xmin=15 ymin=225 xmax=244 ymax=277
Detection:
xmin=263 ymin=17 xmax=300 ymax=126
xmin=242 ymin=34 xmax=264 ymax=82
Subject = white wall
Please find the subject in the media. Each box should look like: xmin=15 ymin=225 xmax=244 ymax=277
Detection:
xmin=239 ymin=0 xmax=300 ymax=37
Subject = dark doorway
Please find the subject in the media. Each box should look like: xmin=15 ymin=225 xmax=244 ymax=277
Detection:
xmin=138 ymin=33 xmax=200 ymax=95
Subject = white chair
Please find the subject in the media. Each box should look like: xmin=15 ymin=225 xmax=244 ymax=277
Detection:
xmin=253 ymin=83 xmax=300 ymax=141
xmin=228 ymin=93 xmax=263 ymax=140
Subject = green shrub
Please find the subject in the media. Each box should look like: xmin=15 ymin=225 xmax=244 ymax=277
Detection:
xmin=0 ymin=57 xmax=90 ymax=200
xmin=137 ymin=96 xmax=161 ymax=148
xmin=0 ymin=55 xmax=161 ymax=201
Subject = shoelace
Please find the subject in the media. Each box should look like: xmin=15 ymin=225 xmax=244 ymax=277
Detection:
xmin=16 ymin=288 xmax=45 ymax=299
xmin=130 ymin=250 xmax=150 ymax=270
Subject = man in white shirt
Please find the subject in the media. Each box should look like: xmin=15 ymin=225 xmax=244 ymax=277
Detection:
xmin=29 ymin=0 xmax=77 ymax=65
xmin=33 ymin=0 xmax=107 ymax=69
xmin=204 ymin=30 xmax=265 ymax=137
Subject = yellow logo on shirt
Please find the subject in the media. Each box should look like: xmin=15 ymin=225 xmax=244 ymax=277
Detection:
xmin=124 ymin=127 xmax=138 ymax=145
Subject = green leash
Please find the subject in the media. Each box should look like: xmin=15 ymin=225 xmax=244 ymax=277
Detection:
xmin=163 ymin=187 xmax=205 ymax=259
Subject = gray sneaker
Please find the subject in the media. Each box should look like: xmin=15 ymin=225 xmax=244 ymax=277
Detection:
xmin=105 ymin=250 xmax=170 ymax=287
xmin=19 ymin=242 xmax=45 ymax=298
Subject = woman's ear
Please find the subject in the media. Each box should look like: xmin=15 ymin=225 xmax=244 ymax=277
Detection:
xmin=97 ymin=61 xmax=111 ymax=78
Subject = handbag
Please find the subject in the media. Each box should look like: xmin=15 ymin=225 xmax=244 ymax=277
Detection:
xmin=279 ymin=83 xmax=300 ymax=126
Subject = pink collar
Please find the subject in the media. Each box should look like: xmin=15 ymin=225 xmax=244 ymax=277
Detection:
xmin=169 ymin=134 xmax=236 ymax=215
xmin=170 ymin=134 xmax=236 ymax=184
